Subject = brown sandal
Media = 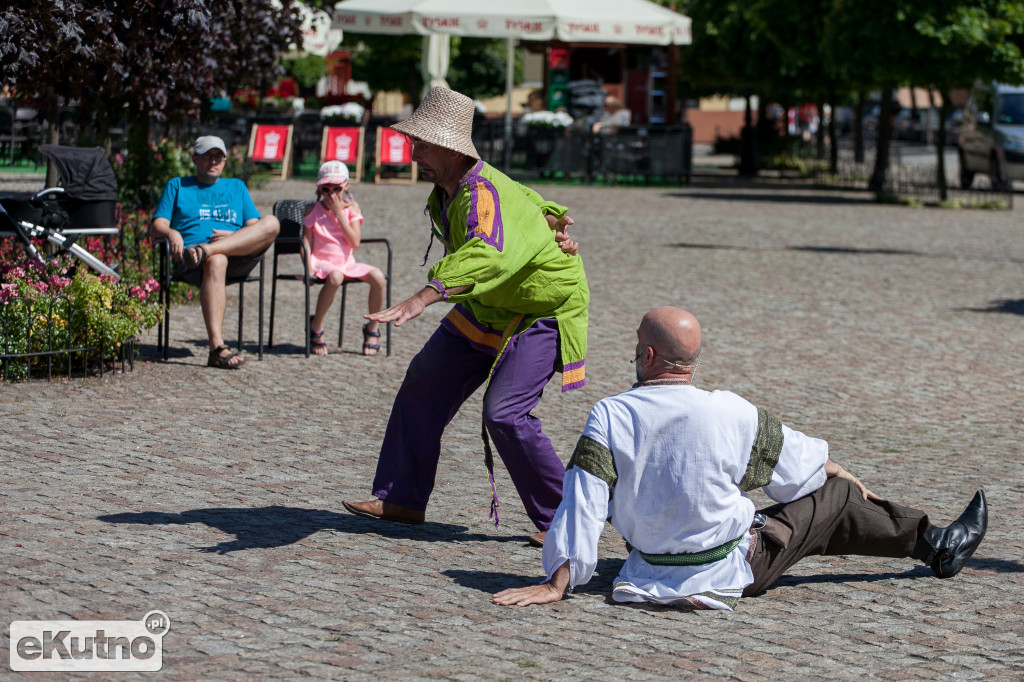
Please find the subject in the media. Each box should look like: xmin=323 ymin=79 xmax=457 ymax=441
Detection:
xmin=208 ymin=344 xmax=244 ymax=369
xmin=184 ymin=244 xmax=208 ymax=270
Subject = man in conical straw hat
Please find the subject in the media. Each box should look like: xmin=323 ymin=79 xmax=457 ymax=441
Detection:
xmin=344 ymin=87 xmax=588 ymax=546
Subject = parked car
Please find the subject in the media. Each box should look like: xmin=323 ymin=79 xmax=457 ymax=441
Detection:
xmin=957 ymin=81 xmax=1024 ymax=189
xmin=893 ymin=108 xmax=923 ymax=141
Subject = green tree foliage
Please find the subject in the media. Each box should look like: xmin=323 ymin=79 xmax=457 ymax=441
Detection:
xmin=825 ymin=0 xmax=1024 ymax=192
xmin=680 ymin=1 xmax=782 ymax=98
xmin=341 ymin=34 xmax=516 ymax=104
xmin=284 ymin=54 xmax=327 ymax=91
xmin=0 ymin=1 xmax=303 ymax=205
xmin=447 ymin=38 xmax=521 ymax=101
xmin=344 ymin=34 xmax=426 ymax=100
xmin=0 ymin=1 xmax=304 ymax=127
xmin=683 ymin=0 xmax=1024 ymax=194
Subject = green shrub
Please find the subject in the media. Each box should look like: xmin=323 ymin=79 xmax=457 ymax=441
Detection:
xmin=1 ymin=218 xmax=164 ymax=382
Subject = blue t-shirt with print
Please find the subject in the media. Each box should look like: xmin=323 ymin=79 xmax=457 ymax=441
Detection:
xmin=154 ymin=176 xmax=260 ymax=248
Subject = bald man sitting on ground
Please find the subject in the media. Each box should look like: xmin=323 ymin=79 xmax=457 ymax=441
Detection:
xmin=493 ymin=307 xmax=988 ymax=610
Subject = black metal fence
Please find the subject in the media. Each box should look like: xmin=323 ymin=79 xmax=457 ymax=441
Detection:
xmin=473 ymin=120 xmax=694 ymax=185
xmin=1 ymin=294 xmax=135 ymax=383
xmin=811 ymin=148 xmax=1013 ymax=208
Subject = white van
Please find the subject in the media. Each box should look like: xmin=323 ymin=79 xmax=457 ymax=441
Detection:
xmin=957 ymin=81 xmax=1024 ymax=190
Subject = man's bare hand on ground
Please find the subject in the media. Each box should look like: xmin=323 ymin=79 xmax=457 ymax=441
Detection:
xmin=492 ymin=583 xmax=563 ymax=607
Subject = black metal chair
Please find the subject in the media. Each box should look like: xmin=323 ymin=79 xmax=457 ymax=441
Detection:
xmin=269 ymin=199 xmax=392 ymax=357
xmin=156 ymin=239 xmax=265 ymax=361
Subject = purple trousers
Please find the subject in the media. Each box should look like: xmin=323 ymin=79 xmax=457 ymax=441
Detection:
xmin=372 ymin=319 xmax=566 ymax=530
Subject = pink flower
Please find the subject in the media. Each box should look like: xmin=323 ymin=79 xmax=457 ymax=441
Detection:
xmin=32 ymin=280 xmax=48 ymax=293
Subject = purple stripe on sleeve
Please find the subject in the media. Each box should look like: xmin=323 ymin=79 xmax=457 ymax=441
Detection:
xmin=428 ymin=279 xmax=448 ymax=300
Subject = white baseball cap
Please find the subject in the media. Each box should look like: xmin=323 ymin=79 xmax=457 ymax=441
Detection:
xmin=317 ymin=160 xmax=350 ymax=186
xmin=194 ymin=135 xmax=227 ymax=155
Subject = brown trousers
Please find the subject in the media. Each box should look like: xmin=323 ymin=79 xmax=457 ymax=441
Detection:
xmin=743 ymin=477 xmax=930 ymax=597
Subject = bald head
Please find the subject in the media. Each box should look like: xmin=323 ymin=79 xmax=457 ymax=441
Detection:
xmin=635 ymin=307 xmax=702 ymax=380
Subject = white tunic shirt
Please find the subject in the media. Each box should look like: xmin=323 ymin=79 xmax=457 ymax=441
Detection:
xmin=543 ymin=383 xmax=829 ymax=610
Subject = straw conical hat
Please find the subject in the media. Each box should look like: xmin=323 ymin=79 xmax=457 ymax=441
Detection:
xmin=391 ymin=87 xmax=480 ymax=160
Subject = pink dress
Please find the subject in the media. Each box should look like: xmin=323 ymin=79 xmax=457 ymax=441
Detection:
xmin=303 ymin=202 xmax=377 ymax=280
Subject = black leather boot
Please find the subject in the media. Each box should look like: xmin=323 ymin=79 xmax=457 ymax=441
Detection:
xmin=912 ymin=490 xmax=988 ymax=579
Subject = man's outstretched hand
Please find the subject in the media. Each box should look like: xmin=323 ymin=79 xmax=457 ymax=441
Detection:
xmin=365 ymin=284 xmax=468 ymax=327
xmin=365 ymin=294 xmax=430 ymax=327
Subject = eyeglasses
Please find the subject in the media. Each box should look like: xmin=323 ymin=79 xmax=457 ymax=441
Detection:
xmin=321 ymin=184 xmax=346 ymax=193
xmin=195 ymin=153 xmax=226 ymax=164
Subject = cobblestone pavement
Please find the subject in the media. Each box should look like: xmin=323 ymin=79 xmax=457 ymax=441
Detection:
xmin=2 ymin=175 xmax=1023 ymax=680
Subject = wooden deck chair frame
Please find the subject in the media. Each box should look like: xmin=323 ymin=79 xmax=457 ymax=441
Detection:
xmin=373 ymin=126 xmax=418 ymax=184
xmin=320 ymin=126 xmax=365 ymax=183
xmin=247 ymin=123 xmax=294 ymax=181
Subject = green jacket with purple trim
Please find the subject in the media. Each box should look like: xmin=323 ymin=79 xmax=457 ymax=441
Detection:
xmin=425 ymin=160 xmax=589 ymax=391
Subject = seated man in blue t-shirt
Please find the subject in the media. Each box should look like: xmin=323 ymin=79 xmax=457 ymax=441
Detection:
xmin=150 ymin=136 xmax=279 ymax=368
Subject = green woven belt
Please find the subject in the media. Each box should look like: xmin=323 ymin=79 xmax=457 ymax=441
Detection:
xmin=638 ymin=536 xmax=744 ymax=566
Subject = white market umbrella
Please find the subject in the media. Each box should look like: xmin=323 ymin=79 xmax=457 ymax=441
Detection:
xmin=334 ymin=0 xmax=691 ymax=44
xmin=421 ymin=34 xmax=451 ymax=99
xmin=333 ymin=0 xmax=692 ymax=167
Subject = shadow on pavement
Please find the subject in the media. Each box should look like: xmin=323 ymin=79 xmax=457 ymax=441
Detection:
xmin=789 ymin=245 xmax=918 ymax=256
xmin=98 ymin=506 xmax=492 ymax=553
xmin=667 ymin=190 xmax=872 ymax=205
xmin=770 ymin=568 xmax=928 ymax=590
xmin=667 ymin=242 xmax=920 ymax=257
xmin=136 ymin=343 xmax=194 ymax=360
xmin=445 ymin=557 xmax=625 ymax=595
xmin=767 ymin=554 xmax=1023 ymax=589
xmin=965 ymin=298 xmax=1024 ymax=316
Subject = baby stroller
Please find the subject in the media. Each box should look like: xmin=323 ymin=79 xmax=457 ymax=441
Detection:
xmin=0 ymin=144 xmax=120 ymax=280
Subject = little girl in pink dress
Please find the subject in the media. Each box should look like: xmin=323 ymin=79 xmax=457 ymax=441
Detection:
xmin=303 ymin=161 xmax=386 ymax=356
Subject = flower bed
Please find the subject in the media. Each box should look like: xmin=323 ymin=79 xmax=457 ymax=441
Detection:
xmin=521 ymin=110 xmax=574 ymax=130
xmin=0 ymin=215 xmax=164 ymax=383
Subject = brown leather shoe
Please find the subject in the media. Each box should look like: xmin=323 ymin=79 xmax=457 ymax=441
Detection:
xmin=342 ymin=499 xmax=425 ymax=525
xmin=528 ymin=531 xmax=546 ymax=547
